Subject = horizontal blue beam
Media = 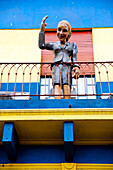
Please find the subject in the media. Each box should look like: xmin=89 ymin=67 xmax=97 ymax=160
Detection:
xmin=64 ymin=122 xmax=74 ymax=162
xmin=2 ymin=123 xmax=18 ymax=161
xmin=0 ymin=99 xmax=113 ymax=109
xmin=1 ymin=145 xmax=113 ymax=164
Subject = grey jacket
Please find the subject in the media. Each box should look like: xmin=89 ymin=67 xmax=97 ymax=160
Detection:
xmin=39 ymin=32 xmax=79 ymax=68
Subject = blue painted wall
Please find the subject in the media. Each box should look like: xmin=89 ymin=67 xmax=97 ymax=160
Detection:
xmin=1 ymin=145 xmax=113 ymax=163
xmin=0 ymin=83 xmax=40 ymax=100
xmin=96 ymin=82 xmax=113 ymax=99
xmin=0 ymin=0 xmax=113 ymax=29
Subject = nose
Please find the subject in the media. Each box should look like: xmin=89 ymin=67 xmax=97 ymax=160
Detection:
xmin=60 ymin=30 xmax=63 ymax=34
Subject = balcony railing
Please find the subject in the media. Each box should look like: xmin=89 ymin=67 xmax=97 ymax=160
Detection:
xmin=0 ymin=62 xmax=113 ymax=99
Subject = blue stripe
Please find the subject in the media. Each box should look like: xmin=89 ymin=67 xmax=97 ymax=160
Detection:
xmin=0 ymin=82 xmax=40 ymax=100
xmin=1 ymin=145 xmax=113 ymax=163
xmin=96 ymin=82 xmax=113 ymax=99
xmin=0 ymin=99 xmax=113 ymax=109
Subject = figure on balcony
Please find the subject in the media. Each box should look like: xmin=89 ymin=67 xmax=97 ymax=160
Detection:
xmin=39 ymin=15 xmax=80 ymax=99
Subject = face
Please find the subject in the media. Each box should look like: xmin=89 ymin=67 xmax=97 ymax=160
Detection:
xmin=57 ymin=23 xmax=70 ymax=44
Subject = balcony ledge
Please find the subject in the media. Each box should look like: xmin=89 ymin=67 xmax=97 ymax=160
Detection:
xmin=0 ymin=106 xmax=113 ymax=145
xmin=0 ymin=99 xmax=113 ymax=109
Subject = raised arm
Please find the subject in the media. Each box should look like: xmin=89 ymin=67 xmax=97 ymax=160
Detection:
xmin=39 ymin=15 xmax=54 ymax=50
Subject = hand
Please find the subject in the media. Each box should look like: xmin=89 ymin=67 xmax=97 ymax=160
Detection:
xmin=41 ymin=15 xmax=48 ymax=32
xmin=72 ymin=67 xmax=80 ymax=79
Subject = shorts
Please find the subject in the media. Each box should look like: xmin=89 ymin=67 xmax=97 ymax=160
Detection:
xmin=52 ymin=63 xmax=72 ymax=88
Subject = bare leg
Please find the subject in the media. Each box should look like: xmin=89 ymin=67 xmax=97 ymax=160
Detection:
xmin=54 ymin=85 xmax=61 ymax=99
xmin=63 ymin=85 xmax=71 ymax=99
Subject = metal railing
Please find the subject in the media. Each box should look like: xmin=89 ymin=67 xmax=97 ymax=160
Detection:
xmin=0 ymin=62 xmax=113 ymax=99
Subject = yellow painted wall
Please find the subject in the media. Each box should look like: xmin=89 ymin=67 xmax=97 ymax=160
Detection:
xmin=92 ymin=28 xmax=113 ymax=82
xmin=0 ymin=29 xmax=41 ymax=83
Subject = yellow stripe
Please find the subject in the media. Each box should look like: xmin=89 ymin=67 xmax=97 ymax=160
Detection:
xmin=0 ymin=163 xmax=113 ymax=169
xmin=0 ymin=108 xmax=113 ymax=121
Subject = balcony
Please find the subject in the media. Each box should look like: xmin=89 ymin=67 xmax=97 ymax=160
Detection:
xmin=0 ymin=61 xmax=113 ymax=109
xmin=0 ymin=61 xmax=113 ymax=97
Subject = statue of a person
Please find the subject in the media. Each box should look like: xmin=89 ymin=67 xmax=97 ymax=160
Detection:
xmin=39 ymin=15 xmax=80 ymax=99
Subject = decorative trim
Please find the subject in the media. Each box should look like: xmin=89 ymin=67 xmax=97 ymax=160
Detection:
xmin=0 ymin=163 xmax=113 ymax=169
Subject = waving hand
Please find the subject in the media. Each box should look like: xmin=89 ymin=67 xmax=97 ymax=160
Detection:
xmin=40 ymin=15 xmax=48 ymax=32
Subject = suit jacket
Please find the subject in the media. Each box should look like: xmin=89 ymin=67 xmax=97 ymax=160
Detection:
xmin=39 ymin=31 xmax=79 ymax=68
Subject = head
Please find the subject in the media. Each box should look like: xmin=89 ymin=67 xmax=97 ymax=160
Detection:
xmin=57 ymin=20 xmax=71 ymax=43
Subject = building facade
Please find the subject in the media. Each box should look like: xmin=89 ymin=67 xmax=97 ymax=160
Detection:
xmin=0 ymin=0 xmax=113 ymax=169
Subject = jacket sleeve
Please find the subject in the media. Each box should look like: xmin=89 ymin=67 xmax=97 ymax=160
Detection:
xmin=72 ymin=43 xmax=80 ymax=69
xmin=38 ymin=31 xmax=54 ymax=50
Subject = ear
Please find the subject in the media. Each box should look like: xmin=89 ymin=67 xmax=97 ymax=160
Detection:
xmin=67 ymin=32 xmax=71 ymax=41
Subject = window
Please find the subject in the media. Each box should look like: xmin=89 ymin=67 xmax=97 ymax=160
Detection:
xmin=40 ymin=77 xmax=96 ymax=99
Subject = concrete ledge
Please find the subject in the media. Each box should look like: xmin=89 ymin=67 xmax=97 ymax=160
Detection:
xmin=0 ymin=99 xmax=113 ymax=109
